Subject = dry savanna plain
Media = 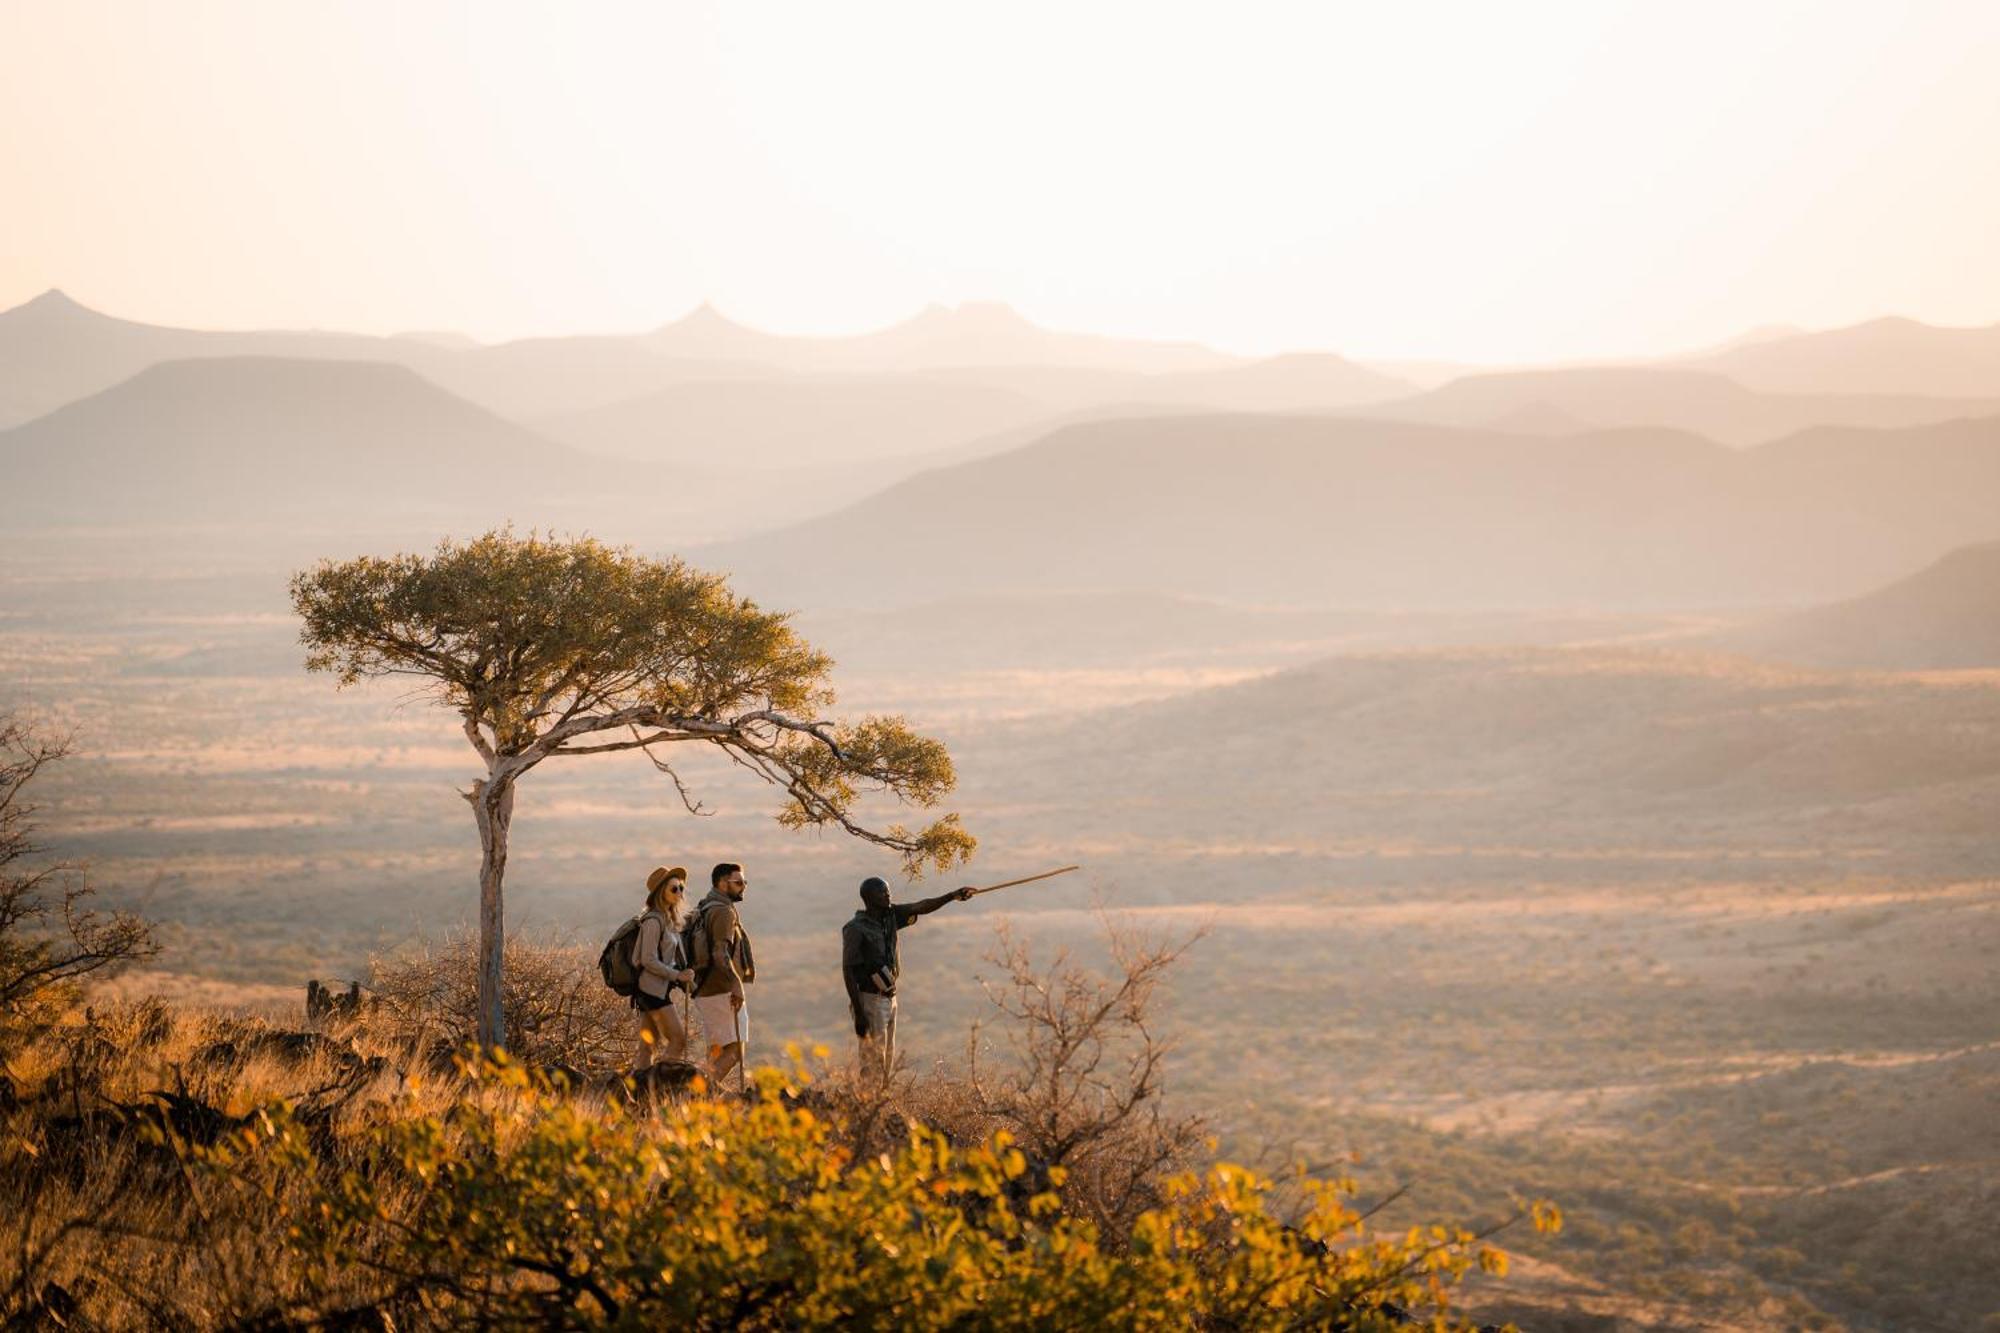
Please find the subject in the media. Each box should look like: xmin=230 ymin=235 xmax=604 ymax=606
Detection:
xmin=4 ymin=534 xmax=1997 ymax=1333
xmin=7 ymin=294 xmax=2000 ymax=1329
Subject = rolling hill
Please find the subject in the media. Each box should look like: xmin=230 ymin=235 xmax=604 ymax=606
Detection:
xmin=0 ymin=289 xmax=436 ymax=430
xmin=1692 ymin=315 xmax=2000 ymax=398
xmin=538 ymin=375 xmax=1057 ymax=468
xmin=541 ymin=350 xmax=1413 ymax=473
xmin=1717 ymin=541 xmax=2000 ymax=669
xmin=1136 ymin=351 xmax=1411 ymax=412
xmin=1366 ymin=365 xmax=1995 ymax=445
xmin=700 ymin=411 xmax=2000 ymax=611
xmin=0 ymin=357 xmax=680 ymax=530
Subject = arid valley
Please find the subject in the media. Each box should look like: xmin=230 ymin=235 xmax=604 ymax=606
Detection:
xmin=8 ymin=9 xmax=2000 ymax=1324
xmin=6 ymin=287 xmax=2000 ymax=1326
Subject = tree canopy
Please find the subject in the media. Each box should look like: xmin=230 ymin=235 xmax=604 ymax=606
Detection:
xmin=291 ymin=530 xmax=973 ymax=870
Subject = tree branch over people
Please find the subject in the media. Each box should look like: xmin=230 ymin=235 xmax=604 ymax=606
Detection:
xmin=291 ymin=530 xmax=975 ymax=1050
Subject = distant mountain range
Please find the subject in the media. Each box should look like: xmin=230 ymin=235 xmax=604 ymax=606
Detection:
xmin=1716 ymin=542 xmax=2000 ymax=669
xmin=18 ymin=288 xmax=2000 ymax=480
xmin=14 ymin=291 xmax=2000 ymax=619
xmin=646 ymin=299 xmax=1233 ymax=375
xmin=0 ymin=289 xmax=743 ymax=427
xmin=0 ymin=290 xmax=1282 ymax=432
xmin=702 ymin=411 xmax=2000 ymax=610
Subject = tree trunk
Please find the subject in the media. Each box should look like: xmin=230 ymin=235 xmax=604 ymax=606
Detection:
xmin=470 ymin=773 xmax=515 ymax=1052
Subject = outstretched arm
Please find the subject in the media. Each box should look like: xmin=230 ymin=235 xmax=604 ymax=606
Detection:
xmin=897 ymin=886 xmax=977 ymax=926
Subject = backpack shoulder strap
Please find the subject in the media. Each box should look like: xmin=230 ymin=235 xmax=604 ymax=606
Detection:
xmin=631 ymin=910 xmax=661 ymax=963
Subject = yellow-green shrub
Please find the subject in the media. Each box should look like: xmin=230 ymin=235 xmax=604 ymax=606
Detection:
xmin=175 ymin=1052 xmax=1536 ymax=1331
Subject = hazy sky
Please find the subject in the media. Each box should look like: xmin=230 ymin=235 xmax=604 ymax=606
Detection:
xmin=5 ymin=1 xmax=1999 ymax=362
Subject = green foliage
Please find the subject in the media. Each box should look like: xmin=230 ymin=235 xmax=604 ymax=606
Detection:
xmin=175 ymin=1053 xmax=1518 ymax=1330
xmin=291 ymin=530 xmax=831 ymax=733
xmin=289 ymin=529 xmax=972 ymax=873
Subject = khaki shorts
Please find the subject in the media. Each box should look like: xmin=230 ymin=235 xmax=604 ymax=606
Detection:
xmin=857 ymin=992 xmax=896 ymax=1078
xmin=693 ymin=991 xmax=748 ymax=1049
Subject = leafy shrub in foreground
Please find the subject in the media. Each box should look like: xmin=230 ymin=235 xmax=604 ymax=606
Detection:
xmin=175 ymin=1053 xmax=1536 ymax=1330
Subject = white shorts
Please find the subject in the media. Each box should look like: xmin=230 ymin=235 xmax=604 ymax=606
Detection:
xmin=693 ymin=991 xmax=749 ymax=1049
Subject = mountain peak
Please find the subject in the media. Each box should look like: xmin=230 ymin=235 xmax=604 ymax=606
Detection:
xmin=4 ymin=288 xmax=102 ymax=322
xmin=1849 ymin=314 xmax=1933 ymax=335
xmin=908 ymin=301 xmax=1036 ymax=332
xmin=657 ymin=301 xmax=755 ymax=335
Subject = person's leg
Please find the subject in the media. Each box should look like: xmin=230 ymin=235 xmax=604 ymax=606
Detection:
xmin=858 ymin=994 xmax=893 ymax=1083
xmin=659 ymin=1003 xmax=688 ymax=1062
xmin=634 ymin=1006 xmax=658 ymax=1070
xmin=693 ymin=993 xmax=725 ymax=1070
xmin=696 ymin=994 xmax=747 ymax=1082
xmin=646 ymin=1006 xmax=681 ymax=1066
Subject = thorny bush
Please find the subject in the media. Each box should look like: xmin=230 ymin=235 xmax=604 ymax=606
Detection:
xmin=367 ymin=930 xmax=635 ymax=1074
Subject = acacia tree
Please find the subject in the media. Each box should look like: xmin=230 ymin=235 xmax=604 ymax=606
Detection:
xmin=292 ymin=531 xmax=974 ymax=1050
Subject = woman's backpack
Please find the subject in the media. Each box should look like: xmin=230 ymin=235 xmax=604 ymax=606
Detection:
xmin=599 ymin=915 xmax=646 ymax=996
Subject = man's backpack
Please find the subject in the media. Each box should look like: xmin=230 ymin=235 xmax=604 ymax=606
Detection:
xmin=599 ymin=914 xmax=649 ymax=997
xmin=679 ymin=901 xmax=715 ymax=989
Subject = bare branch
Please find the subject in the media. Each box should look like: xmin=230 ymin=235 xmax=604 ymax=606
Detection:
xmin=460 ymin=713 xmax=496 ymax=765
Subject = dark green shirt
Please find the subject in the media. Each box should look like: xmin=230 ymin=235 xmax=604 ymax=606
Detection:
xmin=842 ymin=905 xmax=919 ymax=995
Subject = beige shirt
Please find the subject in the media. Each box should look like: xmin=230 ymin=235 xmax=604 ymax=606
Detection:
xmin=633 ymin=912 xmax=683 ymax=999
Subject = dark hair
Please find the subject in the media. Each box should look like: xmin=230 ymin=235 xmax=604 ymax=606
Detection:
xmin=859 ymin=876 xmax=890 ymax=900
xmin=711 ymin=862 xmax=742 ymax=888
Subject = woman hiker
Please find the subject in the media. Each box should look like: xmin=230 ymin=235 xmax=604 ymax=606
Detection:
xmin=633 ymin=865 xmax=695 ymax=1068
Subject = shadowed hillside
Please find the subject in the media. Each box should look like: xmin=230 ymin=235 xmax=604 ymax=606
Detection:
xmin=0 ymin=289 xmax=443 ymax=429
xmin=1718 ymin=541 xmax=2000 ymax=669
xmin=0 ymin=357 xmax=685 ymax=529
xmin=704 ymin=411 xmax=2000 ymax=611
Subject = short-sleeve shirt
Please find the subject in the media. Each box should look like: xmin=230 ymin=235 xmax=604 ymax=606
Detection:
xmin=842 ymin=905 xmax=921 ymax=994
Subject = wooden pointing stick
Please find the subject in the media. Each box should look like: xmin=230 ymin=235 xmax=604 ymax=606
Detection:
xmin=967 ymin=865 xmax=1081 ymax=897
